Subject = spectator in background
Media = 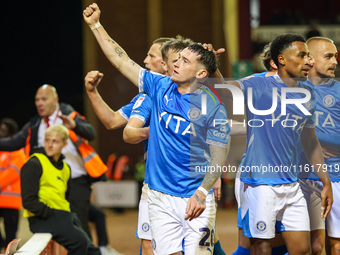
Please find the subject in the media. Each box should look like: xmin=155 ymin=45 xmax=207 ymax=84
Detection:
xmin=0 ymin=118 xmax=26 ymax=252
xmin=0 ymin=85 xmax=101 ymax=241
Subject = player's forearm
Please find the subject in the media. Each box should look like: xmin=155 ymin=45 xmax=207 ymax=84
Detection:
xmin=301 ymin=130 xmax=330 ymax=183
xmin=0 ymin=123 xmax=29 ymax=151
xmin=200 ymin=145 xmax=227 ymax=192
xmin=87 ymin=89 xmax=124 ymax=130
xmin=91 ymin=26 xmax=140 ymax=87
xmin=123 ymin=126 xmax=149 ymax=144
xmin=212 ymin=68 xmax=224 ymax=81
xmin=307 ymin=143 xmax=331 ymax=187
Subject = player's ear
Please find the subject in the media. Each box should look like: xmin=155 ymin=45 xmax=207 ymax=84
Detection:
xmin=278 ymin=54 xmax=285 ymax=66
xmin=196 ymin=69 xmax=208 ymax=79
xmin=161 ymin=61 xmax=168 ymax=73
xmin=270 ymin=60 xmax=278 ymax=70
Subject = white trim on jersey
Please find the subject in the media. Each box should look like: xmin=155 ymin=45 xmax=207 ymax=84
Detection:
xmin=206 ymin=139 xmax=227 ymax=148
xmin=130 ymin=115 xmax=147 ymax=124
xmin=118 ymin=108 xmax=129 ymax=121
xmin=139 ymin=68 xmax=145 ymax=93
xmin=248 ymin=133 xmax=255 ymax=148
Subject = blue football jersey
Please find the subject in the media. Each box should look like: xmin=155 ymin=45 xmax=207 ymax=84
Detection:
xmin=118 ymin=94 xmax=140 ymax=121
xmin=139 ymin=68 xmax=230 ymax=197
xmin=130 ymin=94 xmax=152 ymax=182
xmin=238 ymin=74 xmax=316 ymax=185
xmin=250 ymin=71 xmax=270 ymax=78
xmin=298 ymin=79 xmax=340 ymax=182
xmin=119 ymin=93 xmax=152 ymax=182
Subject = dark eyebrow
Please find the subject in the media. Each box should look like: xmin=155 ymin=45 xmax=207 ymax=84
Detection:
xmin=324 ymin=52 xmax=336 ymax=57
xmin=182 ymin=56 xmax=190 ymax=63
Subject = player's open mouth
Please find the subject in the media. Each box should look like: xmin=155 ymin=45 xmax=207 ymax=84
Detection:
xmin=302 ymin=69 xmax=309 ymax=75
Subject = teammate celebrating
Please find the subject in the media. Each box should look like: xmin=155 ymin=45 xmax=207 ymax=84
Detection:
xmin=220 ymin=33 xmax=333 ymax=255
xmin=298 ymin=37 xmax=340 ymax=255
xmin=85 ymin=36 xmax=196 ymax=255
xmin=83 ymin=3 xmax=230 ymax=254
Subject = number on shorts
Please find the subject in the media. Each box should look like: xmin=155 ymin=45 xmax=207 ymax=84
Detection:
xmin=211 ymin=228 xmax=215 ymax=245
xmin=199 ymin=228 xmax=210 ymax=246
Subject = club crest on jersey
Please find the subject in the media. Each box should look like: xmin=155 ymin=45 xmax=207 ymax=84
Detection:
xmin=133 ymin=97 xmax=145 ymax=109
xmin=187 ymin=108 xmax=201 ymax=121
xmin=323 ymin=95 xmax=335 ymax=107
xmin=142 ymin=223 xmax=149 ymax=232
xmin=152 ymin=239 xmax=156 ymax=250
xmin=304 ymin=101 xmax=312 ymax=111
xmin=256 ymin=221 xmax=267 ymax=232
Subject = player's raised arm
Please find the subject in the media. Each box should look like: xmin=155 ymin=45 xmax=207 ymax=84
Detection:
xmin=85 ymin=71 xmax=128 ymax=129
xmin=83 ymin=3 xmax=140 ymax=87
xmin=202 ymin=43 xmax=241 ymax=99
xmin=300 ymin=127 xmax=333 ymax=218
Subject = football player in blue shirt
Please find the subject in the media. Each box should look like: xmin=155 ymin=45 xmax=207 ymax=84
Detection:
xmin=219 ymin=33 xmax=333 ymax=255
xmin=85 ymin=36 xmax=171 ymax=255
xmin=232 ymin=42 xmax=291 ymax=255
xmin=84 ymin=4 xmax=230 ymax=254
xmin=298 ymin=37 xmax=340 ymax=255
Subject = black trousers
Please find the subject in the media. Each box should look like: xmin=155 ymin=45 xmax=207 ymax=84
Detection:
xmin=28 ymin=210 xmax=100 ymax=255
xmin=0 ymin=208 xmax=19 ymax=248
xmin=69 ymin=175 xmax=92 ymax=238
xmin=89 ymin=203 xmax=108 ymax=246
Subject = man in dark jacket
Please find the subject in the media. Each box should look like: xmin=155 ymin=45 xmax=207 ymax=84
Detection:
xmin=0 ymin=84 xmax=97 ymax=237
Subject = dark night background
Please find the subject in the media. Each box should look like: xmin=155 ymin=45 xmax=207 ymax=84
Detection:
xmin=2 ymin=0 xmax=340 ymax=171
xmin=1 ymin=1 xmax=84 ymax=128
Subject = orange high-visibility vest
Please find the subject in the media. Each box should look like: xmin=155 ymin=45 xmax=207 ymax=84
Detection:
xmin=113 ymin=155 xmax=130 ymax=181
xmin=0 ymin=149 xmax=26 ymax=210
xmin=69 ymin=112 xmax=108 ymax=177
xmin=105 ymin=153 xmax=117 ymax=179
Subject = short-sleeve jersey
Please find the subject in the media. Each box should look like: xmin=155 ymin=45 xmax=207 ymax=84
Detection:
xmin=250 ymin=71 xmax=270 ymax=77
xmin=238 ymin=74 xmax=316 ymax=185
xmin=298 ymin=79 xmax=340 ymax=182
xmin=118 ymin=93 xmax=152 ymax=182
xmin=139 ymin=68 xmax=230 ymax=197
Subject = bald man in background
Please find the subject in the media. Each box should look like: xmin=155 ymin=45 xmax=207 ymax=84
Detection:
xmin=0 ymin=85 xmax=98 ymax=241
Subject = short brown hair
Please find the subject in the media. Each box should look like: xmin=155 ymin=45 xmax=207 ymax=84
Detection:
xmin=160 ymin=35 xmax=194 ymax=62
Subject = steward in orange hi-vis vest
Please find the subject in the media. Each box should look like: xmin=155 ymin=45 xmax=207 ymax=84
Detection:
xmin=68 ymin=111 xmax=107 ymax=178
xmin=0 ymin=149 xmax=26 ymax=210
